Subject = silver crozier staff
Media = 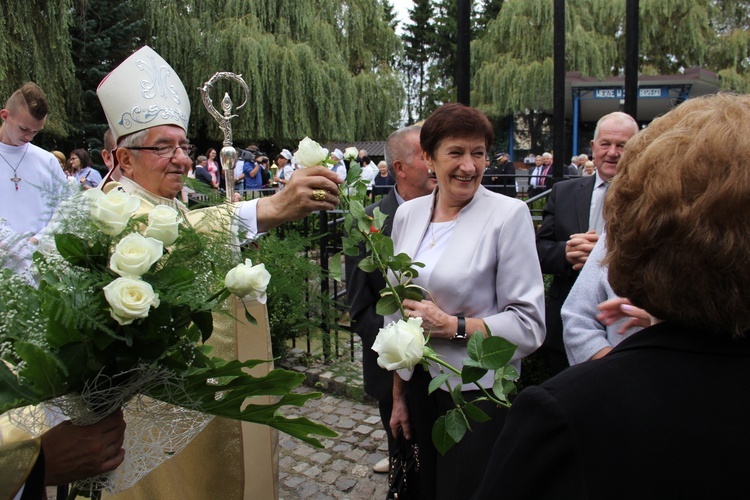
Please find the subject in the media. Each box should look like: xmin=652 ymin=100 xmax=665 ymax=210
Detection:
xmin=199 ymin=72 xmax=250 ymax=201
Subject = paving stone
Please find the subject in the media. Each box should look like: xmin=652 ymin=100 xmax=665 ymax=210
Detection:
xmin=364 ymin=416 xmax=381 ymax=425
xmin=320 ymin=470 xmax=340 ymax=485
xmin=351 ymin=464 xmax=370 ymax=478
xmin=279 ymin=456 xmax=295 ymax=468
xmin=304 ymin=465 xmax=322 ymax=478
xmin=293 ymin=462 xmax=311 ymax=473
xmin=371 ymin=429 xmax=386 ymax=440
xmin=344 ymin=449 xmax=367 ymax=461
xmin=336 ymin=419 xmax=356 ymax=429
xmin=294 ymin=444 xmax=316 ymax=458
xmin=296 ymin=481 xmax=320 ymax=498
xmin=334 ymin=477 xmax=358 ymax=492
xmin=329 ymin=459 xmax=350 ymax=472
xmin=332 ymin=443 xmax=351 ymax=453
xmin=310 ymin=452 xmax=332 ymax=464
xmin=341 ymin=435 xmax=359 ymax=444
xmin=284 ymin=476 xmax=306 ymax=489
xmin=353 ymin=425 xmax=374 ymax=435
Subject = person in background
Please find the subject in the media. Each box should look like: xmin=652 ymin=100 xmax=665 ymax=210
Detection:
xmin=205 ymin=148 xmax=220 ymax=188
xmin=475 ymin=92 xmax=750 ymax=499
xmin=371 ymin=160 xmax=394 ymax=196
xmin=582 ymin=160 xmax=595 ymax=176
xmin=346 ymin=125 xmax=436 ymax=476
xmin=329 ymin=148 xmax=347 ymax=181
xmin=51 ymin=150 xmax=67 ymax=173
xmin=193 ymin=155 xmax=214 ymax=187
xmin=274 ymin=149 xmax=292 ymax=186
xmin=535 ymin=112 xmax=638 ymax=377
xmin=70 ymin=148 xmax=102 ymax=190
xmin=387 ymin=104 xmax=545 ymax=499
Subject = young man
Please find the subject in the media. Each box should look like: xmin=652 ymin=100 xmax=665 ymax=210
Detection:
xmin=0 ymin=83 xmax=68 ymax=245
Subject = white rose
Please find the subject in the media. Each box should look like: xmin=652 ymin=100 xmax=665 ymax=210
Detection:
xmin=225 ymin=258 xmax=272 ymax=303
xmin=372 ymin=317 xmax=426 ymax=371
xmin=295 ymin=137 xmax=329 ymax=168
xmin=109 ymin=233 xmax=163 ymax=278
xmin=344 ymin=147 xmax=359 ymax=161
xmin=103 ymin=277 xmax=160 ymax=325
xmin=90 ymin=189 xmax=141 ymax=236
xmin=144 ymin=205 xmax=180 ymax=245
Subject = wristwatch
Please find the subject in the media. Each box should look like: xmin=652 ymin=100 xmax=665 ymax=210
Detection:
xmin=450 ymin=316 xmax=467 ymax=343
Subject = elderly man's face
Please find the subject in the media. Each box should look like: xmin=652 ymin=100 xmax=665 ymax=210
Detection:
xmin=120 ymin=125 xmax=191 ymax=199
xmin=591 ymin=119 xmax=638 ymax=181
xmin=543 ymin=155 xmax=552 ymax=166
xmin=535 ymin=156 xmax=543 ymax=166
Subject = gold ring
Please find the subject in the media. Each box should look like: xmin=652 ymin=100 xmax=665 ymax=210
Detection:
xmin=312 ymin=189 xmax=327 ymax=201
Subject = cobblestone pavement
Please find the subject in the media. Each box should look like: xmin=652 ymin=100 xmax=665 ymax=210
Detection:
xmin=278 ymin=386 xmax=389 ymax=500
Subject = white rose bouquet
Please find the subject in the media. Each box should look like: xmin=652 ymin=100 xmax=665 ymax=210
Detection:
xmin=0 ymin=189 xmax=335 ymax=495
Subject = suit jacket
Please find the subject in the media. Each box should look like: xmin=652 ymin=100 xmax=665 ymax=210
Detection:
xmin=536 ymin=175 xmax=596 ymax=357
xmin=388 ymin=186 xmax=545 ymax=388
xmin=345 ymin=189 xmax=399 ymax=401
xmin=474 ymin=321 xmax=750 ymax=499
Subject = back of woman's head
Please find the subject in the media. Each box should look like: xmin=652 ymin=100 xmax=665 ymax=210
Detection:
xmin=420 ymin=103 xmax=493 ymax=159
xmin=71 ymin=148 xmax=93 ymax=167
xmin=606 ymin=93 xmax=750 ymax=338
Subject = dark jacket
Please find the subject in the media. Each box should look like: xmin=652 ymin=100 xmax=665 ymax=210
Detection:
xmin=474 ymin=321 xmax=750 ymax=499
xmin=345 ymin=189 xmax=399 ymax=401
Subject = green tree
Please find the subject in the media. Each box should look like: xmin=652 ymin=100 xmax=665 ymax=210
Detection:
xmin=0 ymin=0 xmax=79 ymax=138
xmin=134 ymin=0 xmax=403 ymax=145
xmin=401 ymin=0 xmax=436 ymax=122
xmin=472 ymin=0 xmax=750 ymax=123
xmin=68 ymin=0 xmax=148 ymax=155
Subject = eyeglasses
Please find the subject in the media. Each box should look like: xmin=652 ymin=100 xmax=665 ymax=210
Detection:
xmin=126 ymin=144 xmax=196 ymax=159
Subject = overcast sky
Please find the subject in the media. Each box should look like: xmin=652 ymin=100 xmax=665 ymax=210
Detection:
xmin=391 ymin=0 xmax=414 ymax=32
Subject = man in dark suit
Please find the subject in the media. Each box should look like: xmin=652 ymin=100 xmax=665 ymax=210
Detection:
xmin=483 ymin=152 xmax=516 ymax=198
xmin=536 ymin=112 xmax=638 ymax=376
xmin=345 ymin=125 xmax=436 ymax=472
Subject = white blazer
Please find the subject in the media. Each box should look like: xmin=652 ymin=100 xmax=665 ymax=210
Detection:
xmin=387 ymin=186 xmax=546 ymax=389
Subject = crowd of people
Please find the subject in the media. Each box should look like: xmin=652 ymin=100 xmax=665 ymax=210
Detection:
xmin=2 ymin=42 xmax=748 ymax=499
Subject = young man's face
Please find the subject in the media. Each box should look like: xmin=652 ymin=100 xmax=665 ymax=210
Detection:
xmin=0 ymin=107 xmax=46 ymax=146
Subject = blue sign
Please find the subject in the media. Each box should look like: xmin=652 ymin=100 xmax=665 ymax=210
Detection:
xmin=592 ymin=87 xmax=666 ymax=99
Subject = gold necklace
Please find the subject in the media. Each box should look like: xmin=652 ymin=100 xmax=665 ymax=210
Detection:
xmin=428 ymin=219 xmax=457 ymax=249
xmin=0 ymin=144 xmax=29 ymax=191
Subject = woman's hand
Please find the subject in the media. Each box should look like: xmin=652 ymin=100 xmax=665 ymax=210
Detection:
xmin=402 ymin=298 xmax=457 ymax=339
xmin=390 ymin=374 xmax=411 ymax=440
xmin=596 ymin=297 xmax=651 ymax=334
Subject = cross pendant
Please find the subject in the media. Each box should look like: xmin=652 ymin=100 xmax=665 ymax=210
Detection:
xmin=11 ymin=175 xmax=20 ymax=190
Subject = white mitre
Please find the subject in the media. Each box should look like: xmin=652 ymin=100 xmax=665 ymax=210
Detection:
xmin=97 ymin=45 xmax=190 ymax=142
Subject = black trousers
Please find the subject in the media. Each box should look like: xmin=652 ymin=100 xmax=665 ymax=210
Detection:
xmin=406 ymin=367 xmax=509 ymax=500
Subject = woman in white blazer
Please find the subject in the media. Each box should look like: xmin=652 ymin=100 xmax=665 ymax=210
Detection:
xmin=387 ymin=103 xmax=545 ymax=499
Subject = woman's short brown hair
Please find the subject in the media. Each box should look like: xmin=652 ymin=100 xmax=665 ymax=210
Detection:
xmin=420 ymin=103 xmax=493 ymax=160
xmin=605 ymin=93 xmax=750 ymax=338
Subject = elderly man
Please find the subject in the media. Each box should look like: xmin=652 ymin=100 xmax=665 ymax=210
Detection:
xmin=345 ymin=125 xmax=436 ymax=474
xmin=536 ymin=111 xmax=639 ymax=377
xmin=91 ymin=45 xmax=341 ymax=499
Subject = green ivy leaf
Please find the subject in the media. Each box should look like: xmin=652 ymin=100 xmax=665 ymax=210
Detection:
xmin=428 ymin=373 xmax=452 ymax=394
xmin=192 ymin=310 xmax=214 ymax=343
xmin=16 ymin=341 xmax=67 ymax=398
xmin=444 ymin=408 xmax=468 ymax=443
xmin=375 ymin=295 xmax=400 ymax=316
xmin=463 ymin=402 xmax=492 ymax=423
xmin=54 ymin=233 xmax=88 ymax=266
xmin=358 ymin=255 xmax=378 ymax=273
xmin=460 ymin=364 xmax=488 ymax=385
xmin=432 ymin=415 xmax=457 ymax=456
xmin=349 ymin=200 xmax=366 ymax=220
xmin=329 ymin=252 xmax=344 ymax=282
xmin=475 ymin=336 xmax=518 ymax=370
